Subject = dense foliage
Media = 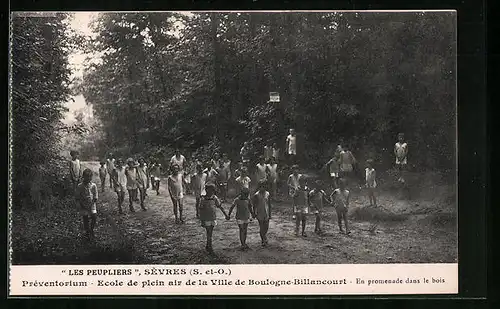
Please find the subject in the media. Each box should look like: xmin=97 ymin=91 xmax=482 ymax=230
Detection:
xmin=11 ymin=14 xmax=84 ymax=207
xmin=80 ymin=12 xmax=456 ymax=171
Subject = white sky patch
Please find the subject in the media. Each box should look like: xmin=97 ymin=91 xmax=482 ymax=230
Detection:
xmin=68 ymin=12 xmax=98 ymax=79
xmin=64 ymin=12 xmax=193 ymax=122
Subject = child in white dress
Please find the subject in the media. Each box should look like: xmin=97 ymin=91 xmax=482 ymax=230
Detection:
xmin=330 ymin=179 xmax=350 ymax=234
xmin=168 ymin=164 xmax=185 ymax=224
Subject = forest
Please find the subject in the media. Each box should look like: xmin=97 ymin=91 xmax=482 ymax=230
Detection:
xmin=76 ymin=12 xmax=456 ymax=171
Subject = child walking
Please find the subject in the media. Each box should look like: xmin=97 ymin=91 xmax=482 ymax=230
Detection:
xmin=255 ymin=156 xmax=268 ymax=185
xmin=331 ymin=179 xmax=351 ymax=234
xmin=287 ymin=164 xmax=302 ymax=199
xmin=287 ymin=164 xmax=302 ymax=220
xmin=192 ymin=164 xmax=207 ymax=218
xmin=293 ymin=177 xmax=309 ymax=237
xmin=266 ymin=157 xmax=279 ymax=201
xmin=235 ymin=167 xmax=252 ymax=192
xmin=137 ymin=157 xmax=150 ymax=211
xmin=365 ymin=159 xmax=377 ymax=207
xmin=149 ymin=161 xmax=161 ymax=195
xmin=240 ymin=141 xmax=251 ymax=164
xmin=125 ymin=158 xmax=139 ymax=213
xmin=75 ymin=168 xmax=98 ymax=241
xmin=222 ymin=153 xmax=231 ymax=170
xmin=168 ymin=163 xmax=185 ymax=223
xmin=394 ymin=133 xmax=408 ymax=183
xmin=228 ymin=187 xmax=255 ymax=250
xmin=309 ymin=180 xmax=330 ymax=235
xmin=112 ymin=159 xmax=127 ymax=213
xmin=98 ymin=161 xmax=107 ymax=192
xmin=325 ymin=145 xmax=341 ymax=188
xmin=106 ymin=154 xmax=115 ymax=189
xmin=286 ymin=128 xmax=297 ymax=165
xmin=252 ymin=180 xmax=272 ymax=247
xmin=199 ymin=183 xmax=229 ymax=253
xmin=234 ymin=162 xmax=244 ymax=179
xmin=69 ymin=150 xmax=82 ymax=193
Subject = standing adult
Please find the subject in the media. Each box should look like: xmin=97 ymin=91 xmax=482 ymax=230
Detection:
xmin=170 ymin=148 xmax=188 ymax=193
xmin=106 ymin=153 xmax=115 ymax=189
xmin=286 ymin=128 xmax=297 ymax=165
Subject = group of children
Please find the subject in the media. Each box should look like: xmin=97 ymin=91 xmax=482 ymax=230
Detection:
xmin=69 ymin=131 xmax=408 ymax=252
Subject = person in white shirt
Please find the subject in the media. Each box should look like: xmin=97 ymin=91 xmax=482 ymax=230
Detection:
xmin=264 ymin=144 xmax=273 ymax=162
xmin=266 ymin=156 xmax=279 ymax=201
xmin=255 ymin=156 xmax=268 ymax=184
xmin=106 ymin=154 xmax=115 ymax=189
xmin=394 ymin=133 xmax=408 ymax=183
xmin=170 ymin=148 xmax=187 ymax=173
xmin=365 ymin=159 xmax=377 ymax=207
xmin=286 ymin=128 xmax=297 ymax=165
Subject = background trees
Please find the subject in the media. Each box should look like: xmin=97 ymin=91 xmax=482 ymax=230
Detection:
xmin=11 ymin=13 xmax=77 ymax=207
xmin=11 ymin=11 xmax=456 ymax=207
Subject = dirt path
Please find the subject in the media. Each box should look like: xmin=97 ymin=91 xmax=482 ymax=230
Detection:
xmin=83 ymin=162 xmax=457 ymax=265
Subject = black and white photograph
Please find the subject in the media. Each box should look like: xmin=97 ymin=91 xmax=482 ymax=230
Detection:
xmin=10 ymin=11 xmax=457 ymax=266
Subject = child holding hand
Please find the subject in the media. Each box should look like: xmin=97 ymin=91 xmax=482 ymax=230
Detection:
xmin=309 ymin=180 xmax=330 ymax=235
xmin=228 ymin=187 xmax=255 ymax=250
xmin=331 ymin=178 xmax=351 ymax=234
xmin=199 ymin=183 xmax=229 ymax=253
xmin=252 ymin=180 xmax=272 ymax=247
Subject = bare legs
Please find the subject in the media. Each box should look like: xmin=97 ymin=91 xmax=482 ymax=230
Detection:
xmin=82 ymin=214 xmax=97 ymax=240
xmin=116 ymin=191 xmax=125 ymax=213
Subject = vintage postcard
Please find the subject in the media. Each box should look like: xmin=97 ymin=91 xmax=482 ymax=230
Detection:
xmin=8 ymin=10 xmax=457 ymax=296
